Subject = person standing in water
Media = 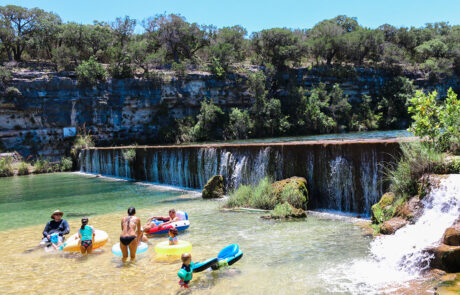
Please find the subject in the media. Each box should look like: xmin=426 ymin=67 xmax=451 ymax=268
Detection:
xmin=78 ymin=217 xmax=95 ymax=254
xmin=120 ymin=207 xmax=142 ymax=261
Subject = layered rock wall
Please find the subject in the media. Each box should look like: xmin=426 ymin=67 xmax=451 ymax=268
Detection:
xmin=0 ymin=68 xmax=457 ymax=158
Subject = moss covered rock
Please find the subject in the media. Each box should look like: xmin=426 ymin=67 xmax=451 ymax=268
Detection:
xmin=371 ymin=192 xmax=397 ymax=224
xmin=202 ymin=175 xmax=224 ymax=199
xmin=262 ymin=203 xmax=306 ymax=219
xmin=271 ymin=177 xmax=308 ymax=209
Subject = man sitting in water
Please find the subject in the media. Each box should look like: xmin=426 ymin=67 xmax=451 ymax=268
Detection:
xmin=142 ymin=208 xmax=183 ymax=233
xmin=40 ymin=210 xmax=70 ymax=246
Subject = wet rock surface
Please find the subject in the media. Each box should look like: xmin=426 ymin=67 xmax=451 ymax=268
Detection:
xmin=380 ymin=217 xmax=408 ymax=234
xmin=202 ymin=175 xmax=224 ymax=199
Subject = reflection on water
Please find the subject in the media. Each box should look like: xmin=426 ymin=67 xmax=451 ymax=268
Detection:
xmin=0 ymin=173 xmax=376 ymax=294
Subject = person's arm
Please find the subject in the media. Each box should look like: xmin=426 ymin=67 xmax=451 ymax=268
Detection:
xmin=43 ymin=221 xmax=51 ymax=238
xmin=59 ymin=220 xmax=70 ymax=236
xmin=77 ymin=230 xmax=81 ymax=240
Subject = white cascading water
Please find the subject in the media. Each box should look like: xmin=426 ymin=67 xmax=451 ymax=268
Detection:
xmin=325 ymin=174 xmax=460 ymax=294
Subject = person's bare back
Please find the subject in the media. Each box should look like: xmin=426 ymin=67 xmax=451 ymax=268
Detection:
xmin=119 ymin=207 xmax=141 ymax=261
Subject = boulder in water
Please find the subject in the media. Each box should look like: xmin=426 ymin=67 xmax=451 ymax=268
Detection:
xmin=271 ymin=177 xmax=309 ymax=209
xmin=443 ymin=218 xmax=460 ymax=246
xmin=202 ymin=175 xmax=224 ymax=199
xmin=371 ymin=192 xmax=396 ymax=224
xmin=431 ymin=244 xmax=460 ymax=273
xmin=380 ymin=217 xmax=408 ymax=234
xmin=396 ymin=196 xmax=424 ymax=222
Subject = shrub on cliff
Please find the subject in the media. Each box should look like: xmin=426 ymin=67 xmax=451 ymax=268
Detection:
xmin=224 ymin=108 xmax=254 ymax=140
xmin=76 ymin=56 xmax=107 ymax=85
xmin=0 ymin=66 xmax=12 ymax=88
xmin=4 ymin=87 xmax=22 ymax=98
xmin=71 ymin=129 xmax=95 ymax=157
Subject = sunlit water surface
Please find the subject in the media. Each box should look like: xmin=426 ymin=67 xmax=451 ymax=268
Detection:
xmin=0 ymin=173 xmax=412 ymax=295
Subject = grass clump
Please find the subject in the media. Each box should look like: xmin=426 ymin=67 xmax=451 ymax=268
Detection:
xmin=225 ymin=184 xmax=252 ymax=208
xmin=17 ymin=162 xmax=29 ymax=176
xmin=225 ymin=177 xmax=276 ymax=210
xmin=122 ymin=148 xmax=136 ymax=162
xmin=271 ymin=203 xmax=294 ymax=218
xmin=33 ymin=159 xmax=54 ymax=174
xmin=386 ymin=141 xmax=445 ymax=197
xmin=0 ymin=157 xmax=14 ymax=177
xmin=60 ymin=157 xmax=73 ymax=172
xmin=280 ymin=184 xmax=307 ymax=209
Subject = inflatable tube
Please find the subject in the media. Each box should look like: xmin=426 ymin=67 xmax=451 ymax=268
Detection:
xmin=60 ymin=229 xmax=108 ymax=252
xmin=211 ymin=244 xmax=243 ymax=270
xmin=192 ymin=258 xmax=218 ymax=273
xmin=154 ymin=240 xmax=192 ymax=256
xmin=111 ymin=242 xmax=148 ymax=256
xmin=145 ymin=220 xmax=190 ymax=235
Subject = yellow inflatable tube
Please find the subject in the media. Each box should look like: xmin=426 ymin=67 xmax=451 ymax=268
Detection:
xmin=61 ymin=229 xmax=109 ymax=252
xmin=154 ymin=240 xmax=192 ymax=256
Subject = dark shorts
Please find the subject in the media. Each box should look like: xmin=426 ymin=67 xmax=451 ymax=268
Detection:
xmin=81 ymin=240 xmax=92 ymax=248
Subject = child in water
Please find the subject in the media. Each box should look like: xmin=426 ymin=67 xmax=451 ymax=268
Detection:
xmin=50 ymin=233 xmax=63 ymax=250
xmin=78 ymin=217 xmax=95 ymax=254
xmin=169 ymin=228 xmax=178 ymax=245
xmin=178 ymin=253 xmax=193 ymax=288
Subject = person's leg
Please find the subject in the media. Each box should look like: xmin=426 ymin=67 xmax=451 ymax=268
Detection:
xmin=80 ymin=245 xmax=86 ymax=254
xmin=40 ymin=237 xmax=49 ymax=247
xmin=87 ymin=243 xmax=93 ymax=254
xmin=128 ymin=239 xmax=137 ymax=260
xmin=120 ymin=242 xmax=129 ymax=262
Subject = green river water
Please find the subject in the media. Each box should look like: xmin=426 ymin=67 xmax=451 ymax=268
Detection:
xmin=0 ymin=173 xmax=402 ymax=294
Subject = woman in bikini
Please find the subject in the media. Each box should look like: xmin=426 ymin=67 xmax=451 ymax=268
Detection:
xmin=120 ymin=207 xmax=142 ymax=261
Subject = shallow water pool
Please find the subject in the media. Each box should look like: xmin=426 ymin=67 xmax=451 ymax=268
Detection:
xmin=0 ymin=173 xmax=409 ymax=295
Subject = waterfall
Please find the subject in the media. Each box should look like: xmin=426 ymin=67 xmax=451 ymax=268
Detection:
xmin=371 ymin=174 xmax=460 ymax=276
xmin=325 ymin=174 xmax=460 ymax=294
xmin=79 ymin=141 xmax=399 ymax=215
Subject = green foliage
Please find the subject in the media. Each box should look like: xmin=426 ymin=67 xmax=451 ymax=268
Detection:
xmin=378 ymin=77 xmax=414 ymax=129
xmin=225 ymin=184 xmax=252 ymax=208
xmin=279 ymin=184 xmax=307 ymax=209
xmin=171 ymin=61 xmax=186 ymax=76
xmin=224 ymin=108 xmax=254 ymax=140
xmin=75 ymin=56 xmax=107 ymax=85
xmin=17 ymin=161 xmax=29 ymax=175
xmin=71 ymin=129 xmax=95 ymax=156
xmin=0 ymin=156 xmax=13 ymax=177
xmin=122 ymin=148 xmax=136 ymax=162
xmin=387 ymin=141 xmax=445 ymax=197
xmin=192 ymin=99 xmax=224 ymax=141
xmin=0 ymin=66 xmax=12 ymax=86
xmin=33 ymin=158 xmax=54 ymax=174
xmin=271 ymin=203 xmax=294 ymax=218
xmin=4 ymin=86 xmax=21 ymax=97
xmin=296 ymin=84 xmax=334 ymax=133
xmin=60 ymin=157 xmax=73 ymax=172
xmin=408 ymin=88 xmax=460 ymax=153
xmin=252 ymin=28 xmax=304 ymax=69
xmin=225 ymin=177 xmax=276 ymax=210
xmin=249 ymin=177 xmax=277 ymax=209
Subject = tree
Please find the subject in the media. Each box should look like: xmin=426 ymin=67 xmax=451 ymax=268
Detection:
xmin=75 ymin=56 xmax=107 ymax=85
xmin=193 ymin=99 xmax=224 ymax=141
xmin=251 ymin=28 xmax=304 ymax=69
xmin=143 ymin=14 xmax=209 ymax=63
xmin=296 ymin=85 xmax=334 ymax=133
xmin=378 ymin=77 xmax=415 ymax=129
xmin=0 ymin=5 xmax=58 ymax=60
xmin=328 ymin=84 xmax=352 ymax=131
xmin=224 ymin=108 xmax=254 ymax=139
xmin=309 ymin=20 xmax=344 ymax=65
xmin=111 ymin=16 xmax=136 ymax=48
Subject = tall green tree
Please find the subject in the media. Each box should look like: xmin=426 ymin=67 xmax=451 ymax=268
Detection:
xmin=0 ymin=5 xmax=59 ymax=60
xmin=251 ymin=28 xmax=304 ymax=69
